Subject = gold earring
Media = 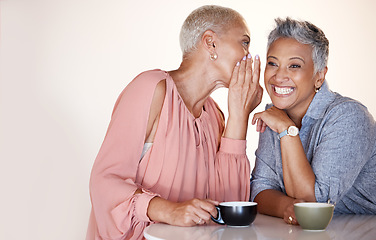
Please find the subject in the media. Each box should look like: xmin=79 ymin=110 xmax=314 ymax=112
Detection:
xmin=210 ymin=53 xmax=217 ymax=61
xmin=315 ymin=87 xmax=321 ymax=93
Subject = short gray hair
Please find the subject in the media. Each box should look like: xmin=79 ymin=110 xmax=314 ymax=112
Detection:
xmin=267 ymin=17 xmax=329 ymax=73
xmin=180 ymin=5 xmax=243 ymax=56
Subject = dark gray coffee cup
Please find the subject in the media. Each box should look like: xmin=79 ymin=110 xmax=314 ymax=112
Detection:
xmin=211 ymin=201 xmax=257 ymax=227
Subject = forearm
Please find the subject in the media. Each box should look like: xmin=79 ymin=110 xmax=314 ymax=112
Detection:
xmin=131 ymin=188 xmax=171 ymax=223
xmin=280 ymin=136 xmax=316 ymax=201
xmin=147 ymin=196 xmax=174 ymax=223
xmin=224 ymin=115 xmax=249 ymax=140
xmin=254 ymin=189 xmax=295 ymax=218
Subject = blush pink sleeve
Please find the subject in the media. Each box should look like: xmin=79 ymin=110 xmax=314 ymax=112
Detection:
xmin=206 ymin=101 xmax=251 ymax=202
xmin=215 ymin=137 xmax=250 ymax=201
xmin=88 ymin=70 xmax=165 ymax=240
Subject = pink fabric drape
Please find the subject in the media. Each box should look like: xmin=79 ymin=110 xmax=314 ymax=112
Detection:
xmin=86 ymin=70 xmax=250 ymax=240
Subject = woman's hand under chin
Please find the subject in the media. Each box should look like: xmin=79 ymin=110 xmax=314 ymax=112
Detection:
xmin=252 ymin=106 xmax=295 ymax=134
xmin=224 ymin=54 xmax=263 ymax=140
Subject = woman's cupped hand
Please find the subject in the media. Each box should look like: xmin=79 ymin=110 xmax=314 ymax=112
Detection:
xmin=227 ymin=54 xmax=263 ymax=122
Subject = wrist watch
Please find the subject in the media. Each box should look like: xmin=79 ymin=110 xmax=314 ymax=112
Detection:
xmin=278 ymin=126 xmax=299 ymax=140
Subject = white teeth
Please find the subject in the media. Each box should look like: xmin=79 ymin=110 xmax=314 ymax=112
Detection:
xmin=274 ymin=86 xmax=293 ymax=95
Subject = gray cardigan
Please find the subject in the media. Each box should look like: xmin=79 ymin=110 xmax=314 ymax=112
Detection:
xmin=251 ymin=80 xmax=376 ymax=214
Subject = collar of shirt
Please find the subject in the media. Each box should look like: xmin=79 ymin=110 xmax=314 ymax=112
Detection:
xmin=303 ymin=80 xmax=336 ymax=121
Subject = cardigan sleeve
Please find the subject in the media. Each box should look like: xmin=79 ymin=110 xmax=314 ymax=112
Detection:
xmin=312 ymin=101 xmax=375 ymax=204
xmin=88 ymin=70 xmax=166 ymax=240
xmin=250 ymin=127 xmax=283 ymax=201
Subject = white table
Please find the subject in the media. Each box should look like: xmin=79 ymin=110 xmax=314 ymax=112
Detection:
xmin=144 ymin=213 xmax=376 ymax=240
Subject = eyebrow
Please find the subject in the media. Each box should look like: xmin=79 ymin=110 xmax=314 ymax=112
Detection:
xmin=267 ymin=56 xmax=305 ymax=63
xmin=267 ymin=56 xmax=278 ymax=60
xmin=290 ymin=57 xmax=305 ymax=63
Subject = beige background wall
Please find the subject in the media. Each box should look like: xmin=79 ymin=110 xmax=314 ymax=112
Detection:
xmin=1 ymin=0 xmax=375 ymax=239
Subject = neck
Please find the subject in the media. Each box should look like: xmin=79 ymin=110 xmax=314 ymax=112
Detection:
xmin=286 ymin=94 xmax=316 ymax=129
xmin=288 ymin=113 xmax=303 ymax=129
xmin=169 ymin=59 xmax=225 ymax=118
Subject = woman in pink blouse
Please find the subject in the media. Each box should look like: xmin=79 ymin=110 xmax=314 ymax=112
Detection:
xmin=86 ymin=5 xmax=263 ymax=240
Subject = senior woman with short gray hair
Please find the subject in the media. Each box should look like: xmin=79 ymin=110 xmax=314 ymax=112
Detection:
xmin=86 ymin=5 xmax=263 ymax=240
xmin=251 ymin=17 xmax=376 ymax=225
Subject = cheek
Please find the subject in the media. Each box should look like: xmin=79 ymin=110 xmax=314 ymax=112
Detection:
xmin=223 ymin=52 xmax=240 ymax=71
xmin=230 ymin=45 xmax=246 ymax=61
xmin=234 ymin=48 xmax=246 ymax=61
xmin=263 ymin=77 xmax=272 ymax=95
xmin=264 ymin=69 xmax=272 ymax=83
xmin=297 ymin=73 xmax=315 ymax=88
xmin=216 ymin=59 xmax=235 ymax=81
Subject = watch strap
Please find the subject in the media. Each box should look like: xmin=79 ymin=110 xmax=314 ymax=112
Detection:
xmin=278 ymin=130 xmax=288 ymax=140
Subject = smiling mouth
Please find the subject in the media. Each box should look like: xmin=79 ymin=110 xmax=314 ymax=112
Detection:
xmin=273 ymin=85 xmax=295 ymax=95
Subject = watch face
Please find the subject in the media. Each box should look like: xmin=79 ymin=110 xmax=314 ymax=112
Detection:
xmin=288 ymin=126 xmax=299 ymax=136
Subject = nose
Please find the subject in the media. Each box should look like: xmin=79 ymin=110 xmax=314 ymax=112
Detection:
xmin=275 ymin=67 xmax=289 ymax=83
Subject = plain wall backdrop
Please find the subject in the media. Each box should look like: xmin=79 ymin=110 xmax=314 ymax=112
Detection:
xmin=1 ymin=0 xmax=375 ymax=239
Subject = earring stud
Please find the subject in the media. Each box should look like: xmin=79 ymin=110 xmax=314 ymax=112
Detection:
xmin=210 ymin=53 xmax=217 ymax=61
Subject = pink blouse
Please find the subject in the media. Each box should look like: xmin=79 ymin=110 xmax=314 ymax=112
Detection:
xmin=86 ymin=70 xmax=250 ymax=240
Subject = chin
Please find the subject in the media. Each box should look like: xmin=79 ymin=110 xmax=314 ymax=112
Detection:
xmin=270 ymin=99 xmax=290 ymax=110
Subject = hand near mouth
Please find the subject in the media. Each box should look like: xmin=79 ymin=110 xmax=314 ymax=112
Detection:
xmin=224 ymin=54 xmax=263 ymax=140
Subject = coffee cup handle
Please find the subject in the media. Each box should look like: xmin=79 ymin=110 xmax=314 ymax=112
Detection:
xmin=211 ymin=206 xmax=225 ymax=225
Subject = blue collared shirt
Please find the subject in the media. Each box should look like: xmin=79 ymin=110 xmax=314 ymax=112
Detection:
xmin=250 ymin=80 xmax=376 ymax=214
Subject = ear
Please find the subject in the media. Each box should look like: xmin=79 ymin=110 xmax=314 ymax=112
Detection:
xmin=315 ymin=66 xmax=328 ymax=89
xmin=201 ymin=30 xmax=217 ymax=54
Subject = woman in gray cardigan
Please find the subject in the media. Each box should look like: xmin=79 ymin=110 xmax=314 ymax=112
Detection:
xmin=250 ymin=17 xmax=376 ymax=225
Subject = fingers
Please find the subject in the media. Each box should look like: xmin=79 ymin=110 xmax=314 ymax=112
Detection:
xmin=192 ymin=199 xmax=217 ymax=223
xmin=173 ymin=199 xmax=217 ymax=226
xmin=252 ymin=112 xmax=260 ymax=125
xmin=195 ymin=217 xmax=204 ymax=225
xmin=283 ymin=201 xmax=299 ymax=225
xmin=229 ymin=60 xmax=240 ymax=87
xmin=284 ymin=214 xmax=298 ymax=225
xmin=230 ymin=54 xmax=251 ymax=88
xmin=237 ymin=55 xmax=247 ymax=87
xmin=252 ymin=114 xmax=267 ymax=133
xmin=244 ymin=54 xmax=253 ymax=87
xmin=205 ymin=199 xmax=219 ymax=206
xmin=201 ymin=199 xmax=219 ymax=218
xmin=256 ymin=118 xmax=264 ymax=132
xmin=260 ymin=121 xmax=267 ymax=133
xmin=284 ymin=215 xmax=294 ymax=225
xmin=252 ymin=55 xmax=261 ymax=86
xmin=204 ymin=199 xmax=219 ymax=218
